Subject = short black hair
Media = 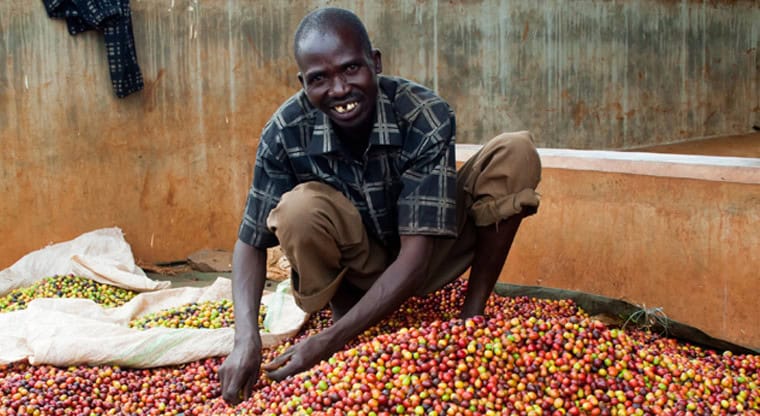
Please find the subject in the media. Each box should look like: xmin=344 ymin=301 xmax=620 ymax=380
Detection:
xmin=293 ymin=7 xmax=373 ymax=59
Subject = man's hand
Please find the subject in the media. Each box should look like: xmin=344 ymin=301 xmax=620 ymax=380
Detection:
xmin=263 ymin=332 xmax=340 ymax=381
xmin=219 ymin=339 xmax=262 ymax=405
xmin=220 ymin=241 xmax=268 ymax=405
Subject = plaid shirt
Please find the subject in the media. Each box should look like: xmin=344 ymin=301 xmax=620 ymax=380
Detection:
xmin=239 ymin=75 xmax=457 ymax=250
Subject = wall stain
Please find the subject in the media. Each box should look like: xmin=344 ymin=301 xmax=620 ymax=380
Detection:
xmin=572 ymin=100 xmax=587 ymax=127
xmin=166 ymin=174 xmax=177 ymax=207
xmin=139 ymin=170 xmax=151 ymax=211
xmin=142 ymin=68 xmax=166 ymax=112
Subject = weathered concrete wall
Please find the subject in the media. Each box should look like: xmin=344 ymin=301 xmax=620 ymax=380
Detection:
xmin=1 ymin=0 xmax=758 ymax=268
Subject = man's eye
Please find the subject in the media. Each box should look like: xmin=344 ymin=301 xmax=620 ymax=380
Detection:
xmin=309 ymin=75 xmax=324 ymax=84
xmin=345 ymin=64 xmax=359 ymax=73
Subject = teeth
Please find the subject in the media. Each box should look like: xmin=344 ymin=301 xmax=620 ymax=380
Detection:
xmin=334 ymin=102 xmax=357 ymax=114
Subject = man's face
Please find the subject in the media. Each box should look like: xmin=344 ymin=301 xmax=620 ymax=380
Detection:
xmin=296 ymin=27 xmax=382 ymax=137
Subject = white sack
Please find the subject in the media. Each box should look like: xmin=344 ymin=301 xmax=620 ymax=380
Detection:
xmin=0 ymin=229 xmax=310 ymax=368
xmin=0 ymin=227 xmax=168 ymax=295
xmin=0 ymin=277 xmax=309 ymax=368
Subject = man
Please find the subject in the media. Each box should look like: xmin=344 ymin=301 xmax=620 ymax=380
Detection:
xmin=219 ymin=7 xmax=541 ymax=405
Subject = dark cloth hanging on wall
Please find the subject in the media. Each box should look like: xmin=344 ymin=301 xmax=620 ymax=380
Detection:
xmin=42 ymin=0 xmax=144 ymax=98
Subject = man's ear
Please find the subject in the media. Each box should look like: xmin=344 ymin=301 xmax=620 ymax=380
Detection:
xmin=371 ymin=48 xmax=382 ymax=74
xmin=297 ymin=72 xmax=305 ymax=88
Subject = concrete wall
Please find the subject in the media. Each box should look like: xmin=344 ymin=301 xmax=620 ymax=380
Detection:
xmin=1 ymin=1 xmax=758 ymax=276
xmin=1 ymin=0 xmax=758 ymax=349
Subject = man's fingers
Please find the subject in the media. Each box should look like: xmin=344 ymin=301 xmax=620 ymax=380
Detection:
xmin=220 ymin=362 xmax=260 ymax=405
xmin=265 ymin=347 xmax=310 ymax=381
xmin=266 ymin=360 xmax=300 ymax=382
xmin=262 ymin=347 xmax=294 ymax=371
xmin=221 ymin=374 xmax=244 ymax=405
xmin=242 ymin=376 xmax=257 ymax=402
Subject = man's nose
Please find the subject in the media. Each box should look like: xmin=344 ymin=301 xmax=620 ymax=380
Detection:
xmin=328 ymin=75 xmax=350 ymax=97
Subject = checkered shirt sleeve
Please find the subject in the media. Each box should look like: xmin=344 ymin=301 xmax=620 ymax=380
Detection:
xmin=237 ymin=120 xmax=298 ymax=249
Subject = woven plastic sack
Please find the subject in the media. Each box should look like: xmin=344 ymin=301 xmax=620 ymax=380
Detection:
xmin=0 ymin=227 xmax=168 ymax=294
xmin=0 ymin=229 xmax=309 ymax=368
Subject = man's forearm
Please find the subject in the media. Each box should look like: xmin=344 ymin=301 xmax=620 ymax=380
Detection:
xmin=231 ymin=239 xmax=268 ymax=343
xmin=324 ymin=235 xmax=433 ymax=347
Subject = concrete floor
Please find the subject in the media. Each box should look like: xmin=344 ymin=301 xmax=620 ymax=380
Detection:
xmin=149 ymin=271 xmax=227 ymax=288
xmin=149 ymin=271 xmax=283 ymax=292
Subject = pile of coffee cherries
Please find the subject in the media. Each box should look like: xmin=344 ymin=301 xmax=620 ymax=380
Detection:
xmin=129 ymin=300 xmax=269 ymax=331
xmin=0 ymin=274 xmax=137 ymax=312
xmin=1 ymin=277 xmax=758 ymax=415
xmin=195 ymin=280 xmax=759 ymax=415
xmin=129 ymin=299 xmax=245 ymax=330
xmin=0 ymin=359 xmax=219 ymax=415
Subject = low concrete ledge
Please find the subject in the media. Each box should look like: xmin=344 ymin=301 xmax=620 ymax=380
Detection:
xmin=457 ymin=145 xmax=760 ymax=185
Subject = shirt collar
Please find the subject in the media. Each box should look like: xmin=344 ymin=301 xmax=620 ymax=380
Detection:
xmin=307 ymin=81 xmax=403 ymax=156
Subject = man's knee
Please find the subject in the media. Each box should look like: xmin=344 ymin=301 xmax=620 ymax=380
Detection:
xmin=492 ymin=130 xmax=535 ymax=149
xmin=490 ymin=131 xmax=542 ymax=186
xmin=268 ymin=182 xmax=331 ymax=232
xmin=466 ymin=131 xmax=542 ymax=226
xmin=267 ymin=181 xmax=364 ymax=244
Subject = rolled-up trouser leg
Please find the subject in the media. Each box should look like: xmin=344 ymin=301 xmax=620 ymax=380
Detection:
xmin=266 ymin=182 xmax=389 ymax=313
xmin=419 ymin=131 xmax=542 ymax=295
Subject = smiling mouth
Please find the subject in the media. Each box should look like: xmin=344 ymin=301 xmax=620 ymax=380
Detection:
xmin=333 ymin=101 xmax=358 ymax=114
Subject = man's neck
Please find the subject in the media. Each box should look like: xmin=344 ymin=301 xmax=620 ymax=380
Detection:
xmin=333 ymin=103 xmax=377 ymax=160
xmin=335 ymin=124 xmax=372 ymax=161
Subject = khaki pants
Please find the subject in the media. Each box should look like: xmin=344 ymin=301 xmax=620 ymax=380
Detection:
xmin=267 ymin=131 xmax=542 ymax=313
